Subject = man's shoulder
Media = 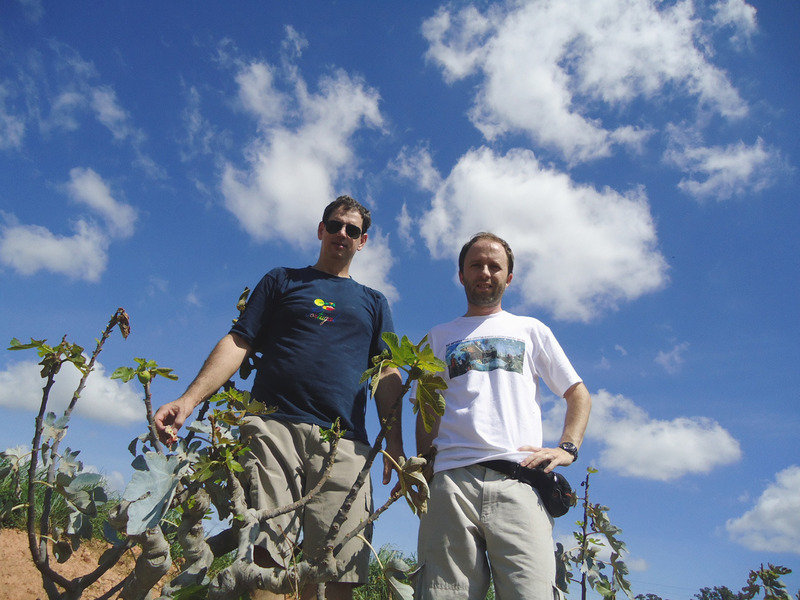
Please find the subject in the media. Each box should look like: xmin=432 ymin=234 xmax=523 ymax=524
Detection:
xmin=346 ymin=276 xmax=391 ymax=307
xmin=428 ymin=311 xmax=552 ymax=341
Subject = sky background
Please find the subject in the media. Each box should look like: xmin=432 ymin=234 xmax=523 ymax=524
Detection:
xmin=1 ymin=1 xmax=798 ymax=597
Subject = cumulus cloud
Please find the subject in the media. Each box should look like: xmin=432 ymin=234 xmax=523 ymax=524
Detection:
xmin=391 ymin=145 xmax=443 ymax=193
xmin=545 ymin=389 xmax=742 ymax=480
xmin=712 ymin=0 xmax=757 ymax=45
xmin=0 ymin=219 xmax=108 ymax=281
xmin=1 ymin=168 xmax=134 ymax=281
xmin=0 ymin=359 xmax=143 ymax=425
xmin=65 ymin=167 xmax=136 ymax=238
xmin=665 ymin=133 xmax=783 ymax=201
xmin=349 ymin=228 xmax=399 ymax=303
xmin=422 ymin=0 xmax=751 ymax=164
xmin=220 ymin=30 xmax=385 ymax=249
xmin=91 ymin=86 xmax=139 ymax=143
xmin=410 ymin=146 xmax=667 ymax=321
xmin=655 ymin=341 xmax=690 ymax=374
xmin=726 ymin=466 xmax=800 ymax=554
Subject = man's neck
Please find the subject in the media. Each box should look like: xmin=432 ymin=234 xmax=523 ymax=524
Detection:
xmin=312 ymin=258 xmax=351 ymax=278
xmin=463 ymin=304 xmax=503 ymax=317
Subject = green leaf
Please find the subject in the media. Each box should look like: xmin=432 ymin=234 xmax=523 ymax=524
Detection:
xmin=392 ymin=455 xmax=430 ymax=515
xmin=384 ymin=555 xmax=415 ymax=600
xmin=123 ymin=452 xmax=188 ymax=536
xmin=414 ymin=372 xmax=447 ymax=433
xmin=111 ymin=366 xmax=135 ymax=382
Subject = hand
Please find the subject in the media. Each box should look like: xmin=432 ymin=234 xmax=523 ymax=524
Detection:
xmin=153 ymin=398 xmax=194 ymax=445
xmin=382 ymin=438 xmax=405 ymax=485
xmin=517 ymin=445 xmax=574 ymax=473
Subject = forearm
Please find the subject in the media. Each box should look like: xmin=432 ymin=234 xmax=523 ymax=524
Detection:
xmin=560 ymin=381 xmax=591 ymax=448
xmin=179 ymin=333 xmax=251 ymax=409
xmin=374 ymin=367 xmax=403 ymax=447
xmin=415 ymin=410 xmax=439 ymax=457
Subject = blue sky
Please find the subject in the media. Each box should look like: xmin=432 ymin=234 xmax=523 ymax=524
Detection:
xmin=1 ymin=1 xmax=798 ymax=597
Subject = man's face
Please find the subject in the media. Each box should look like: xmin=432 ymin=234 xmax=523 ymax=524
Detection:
xmin=317 ymin=207 xmax=367 ymax=262
xmin=459 ymin=238 xmax=512 ymax=310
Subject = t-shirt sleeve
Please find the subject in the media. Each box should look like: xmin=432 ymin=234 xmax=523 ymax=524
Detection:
xmin=370 ymin=292 xmax=396 ymax=358
xmin=535 ymin=326 xmax=582 ymax=397
xmin=229 ymin=269 xmax=281 ymax=346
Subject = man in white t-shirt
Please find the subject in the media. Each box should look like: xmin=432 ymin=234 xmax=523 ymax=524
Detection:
xmin=415 ymin=232 xmax=592 ymax=600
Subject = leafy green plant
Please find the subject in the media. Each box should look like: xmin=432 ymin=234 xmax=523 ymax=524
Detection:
xmin=689 ymin=564 xmax=796 ymax=600
xmin=2 ymin=295 xmax=448 ymax=599
xmin=354 ymin=541 xmax=416 ymax=600
xmin=557 ymin=467 xmax=633 ymax=600
xmin=6 ymin=309 xmax=133 ymax=599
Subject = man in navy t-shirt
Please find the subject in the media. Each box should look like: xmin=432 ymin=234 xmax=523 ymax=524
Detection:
xmin=154 ymin=196 xmax=403 ymax=599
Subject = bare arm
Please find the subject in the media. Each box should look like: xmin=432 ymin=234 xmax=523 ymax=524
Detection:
xmin=415 ymin=407 xmax=440 ymax=458
xmin=519 ymin=381 xmax=592 ymax=472
xmin=558 ymin=381 xmax=591 ymax=450
xmin=374 ymin=366 xmax=404 ymax=484
xmin=154 ymin=333 xmax=251 ymax=443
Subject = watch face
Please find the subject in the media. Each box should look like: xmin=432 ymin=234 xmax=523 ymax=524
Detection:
xmin=560 ymin=442 xmax=578 ymax=459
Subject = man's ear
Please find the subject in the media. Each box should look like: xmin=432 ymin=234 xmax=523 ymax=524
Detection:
xmin=506 ymin=273 xmax=513 ymax=285
xmin=458 ymin=270 xmax=464 ymax=285
xmin=356 ymin=233 xmax=368 ymax=251
xmin=317 ymin=221 xmax=325 ymax=241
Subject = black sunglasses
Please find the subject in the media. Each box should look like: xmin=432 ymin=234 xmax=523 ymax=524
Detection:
xmin=324 ymin=219 xmax=362 ymax=239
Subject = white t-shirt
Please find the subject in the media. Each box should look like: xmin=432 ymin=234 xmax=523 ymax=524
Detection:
xmin=425 ymin=311 xmax=581 ymax=473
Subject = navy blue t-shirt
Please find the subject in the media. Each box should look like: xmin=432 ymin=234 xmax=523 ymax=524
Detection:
xmin=230 ymin=266 xmax=394 ymax=443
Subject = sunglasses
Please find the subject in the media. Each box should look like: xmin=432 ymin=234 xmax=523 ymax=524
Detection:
xmin=324 ymin=219 xmax=362 ymax=239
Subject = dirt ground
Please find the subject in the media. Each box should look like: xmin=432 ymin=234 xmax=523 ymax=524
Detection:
xmin=0 ymin=528 xmax=174 ymax=600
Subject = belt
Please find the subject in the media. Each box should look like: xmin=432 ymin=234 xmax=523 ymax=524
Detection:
xmin=480 ymin=459 xmax=543 ymax=485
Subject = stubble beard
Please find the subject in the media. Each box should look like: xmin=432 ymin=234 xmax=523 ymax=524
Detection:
xmin=465 ymin=282 xmax=505 ymax=309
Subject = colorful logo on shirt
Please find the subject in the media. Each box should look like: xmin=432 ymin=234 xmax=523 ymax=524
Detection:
xmin=309 ymin=298 xmax=336 ymax=325
xmin=445 ymin=337 xmax=524 ymax=378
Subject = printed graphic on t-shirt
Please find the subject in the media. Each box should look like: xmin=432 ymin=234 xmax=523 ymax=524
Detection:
xmin=445 ymin=337 xmax=524 ymax=378
xmin=308 ymin=298 xmax=336 ymax=325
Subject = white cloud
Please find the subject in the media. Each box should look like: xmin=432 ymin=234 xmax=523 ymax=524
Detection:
xmin=545 ymin=389 xmax=742 ymax=480
xmin=415 ymin=146 xmax=667 ymax=321
xmin=220 ymin=46 xmax=384 ymax=248
xmin=180 ymin=85 xmax=219 ymax=161
xmin=713 ymin=0 xmax=757 ymax=45
xmin=8 ymin=42 xmax=160 ymax=177
xmin=91 ymin=86 xmax=137 ymax=142
xmin=0 ymin=83 xmax=26 ymax=150
xmin=235 ymin=61 xmax=286 ymax=126
xmin=396 ymin=203 xmax=413 ymax=247
xmin=1 ymin=168 xmax=136 ymax=281
xmin=422 ymin=0 xmax=750 ymax=164
xmin=349 ymin=228 xmax=399 ymax=304
xmin=655 ymin=341 xmax=690 ymax=374
xmin=665 ymin=133 xmax=782 ymax=201
xmin=65 ymin=167 xmax=136 ymax=238
xmin=422 ymin=6 xmax=492 ymax=83
xmin=0 ymin=359 xmax=144 ymax=425
xmin=0 ymin=219 xmax=108 ymax=281
xmin=726 ymin=466 xmax=800 ymax=554
xmin=391 ymin=146 xmax=442 ymax=193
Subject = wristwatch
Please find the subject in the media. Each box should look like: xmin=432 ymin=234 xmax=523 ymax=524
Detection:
xmin=559 ymin=442 xmax=578 ymax=462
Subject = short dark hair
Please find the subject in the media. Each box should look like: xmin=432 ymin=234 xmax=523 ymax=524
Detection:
xmin=458 ymin=232 xmax=515 ymax=275
xmin=322 ymin=195 xmax=371 ymax=234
